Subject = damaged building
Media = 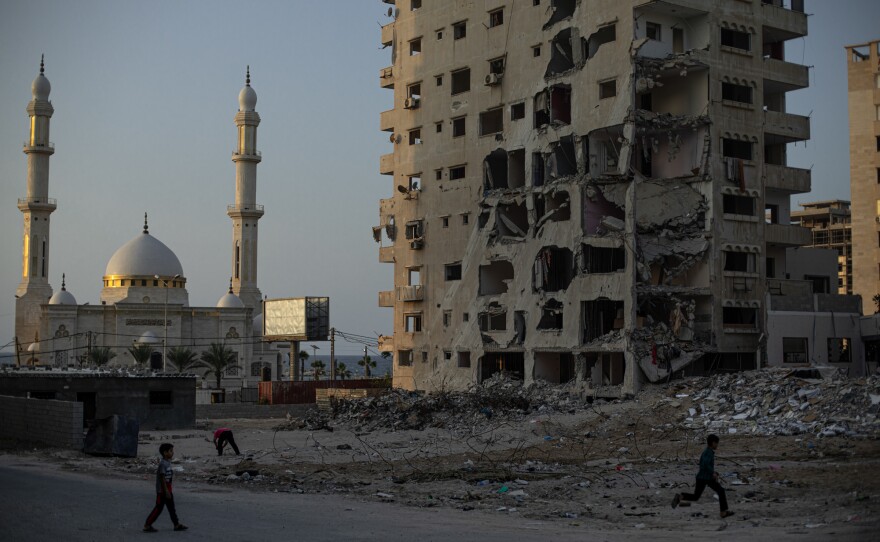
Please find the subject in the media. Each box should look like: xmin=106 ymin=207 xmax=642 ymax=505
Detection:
xmin=373 ymin=0 xmax=831 ymax=395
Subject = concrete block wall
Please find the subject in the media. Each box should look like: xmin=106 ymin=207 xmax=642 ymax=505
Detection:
xmin=196 ymin=403 xmax=311 ymax=420
xmin=0 ymin=395 xmax=83 ymax=449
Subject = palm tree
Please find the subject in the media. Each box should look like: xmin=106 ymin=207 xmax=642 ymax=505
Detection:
xmin=336 ymin=362 xmax=352 ymax=380
xmin=358 ymin=354 xmax=376 ymax=377
xmin=311 ymin=359 xmax=326 ymax=380
xmin=127 ymin=343 xmax=154 ymax=367
xmin=201 ymin=343 xmax=238 ymax=389
xmin=298 ymin=350 xmax=309 ymax=379
xmin=167 ymin=346 xmax=201 ymax=374
xmin=88 ymin=347 xmax=117 ymax=367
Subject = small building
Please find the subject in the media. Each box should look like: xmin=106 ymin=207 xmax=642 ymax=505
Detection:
xmin=790 ymin=200 xmax=852 ymax=294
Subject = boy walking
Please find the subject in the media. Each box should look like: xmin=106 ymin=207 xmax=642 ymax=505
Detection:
xmin=143 ymin=443 xmax=188 ymax=533
xmin=672 ymin=434 xmax=734 ymax=518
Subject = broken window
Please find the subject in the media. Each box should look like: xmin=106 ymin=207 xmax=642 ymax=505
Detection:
xmin=511 ymin=103 xmax=525 ymax=120
xmin=479 ymin=260 xmax=515 ymax=295
xmin=722 ymin=307 xmax=757 ymax=329
xmin=782 ymin=338 xmax=807 ymax=364
xmin=599 ymin=79 xmax=616 ymax=99
xmin=449 ymin=164 xmax=466 ymax=180
xmin=453 ymin=20 xmax=467 ymax=40
xmin=489 ymin=8 xmax=504 ymax=28
xmin=407 ymin=174 xmax=421 ymax=191
xmin=534 ymin=90 xmax=550 ymax=128
xmin=534 ymin=352 xmax=574 ymax=383
xmin=586 ymin=24 xmax=616 ymax=58
xmin=404 ymin=220 xmax=424 ymax=240
xmin=404 ymin=313 xmax=423 ymax=332
xmin=582 ymin=298 xmax=624 ymax=343
xmin=722 ymin=82 xmax=752 ymax=104
xmin=543 ymin=0 xmax=575 ymax=29
xmin=827 ymin=338 xmax=851 ymax=364
xmin=645 ymin=21 xmax=661 ymax=41
xmin=533 ymin=152 xmax=545 ymax=186
xmin=443 ymin=311 xmax=451 ymax=327
xmin=533 ymin=247 xmax=574 ymax=292
xmin=545 ymin=28 xmax=574 ymax=77
xmin=489 ymin=57 xmax=505 ymax=76
xmin=721 ymin=28 xmax=750 ymax=51
xmin=458 ymin=351 xmax=471 ymax=368
xmin=595 ymin=353 xmax=625 ymax=386
xmin=545 ymin=85 xmax=571 ymax=124
xmin=547 ymin=136 xmax=577 ymax=179
xmin=722 ymin=138 xmax=752 ymax=160
xmin=765 ymin=203 xmax=779 ymax=224
xmin=508 ymin=150 xmax=525 ymax=188
xmin=496 ymin=201 xmax=528 ymax=237
xmin=479 ymin=352 xmax=523 ymax=382
xmin=722 ymin=194 xmax=755 ymax=216
xmin=452 ymin=116 xmax=466 ymax=137
xmin=411 ymin=0 xmax=421 ymax=10
xmin=398 ymin=350 xmax=413 ymax=367
xmin=409 ymin=37 xmax=422 ymax=56
xmin=478 ymin=304 xmax=507 ymax=331
xmin=451 ymin=68 xmax=471 ymax=95
xmin=535 ymin=191 xmax=571 ymax=228
xmin=480 ymin=108 xmax=504 ymax=136
xmin=408 ymin=128 xmax=422 ymax=145
xmin=582 ymin=245 xmax=625 ymax=273
xmin=407 ymin=82 xmax=421 ymax=100
xmin=538 ymin=299 xmax=564 ymax=330
xmin=445 ymin=263 xmax=462 ymax=281
xmin=484 ymin=149 xmax=508 ymax=189
xmin=673 ymin=27 xmax=684 ymax=53
xmin=723 ymin=251 xmax=756 ymax=273
xmin=766 ymin=257 xmax=776 ymax=279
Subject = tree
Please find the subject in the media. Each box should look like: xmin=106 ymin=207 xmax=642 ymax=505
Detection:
xmin=201 ymin=343 xmax=238 ymax=389
xmin=336 ymin=362 xmax=352 ymax=380
xmin=358 ymin=354 xmax=376 ymax=377
xmin=873 ymin=293 xmax=880 ymax=314
xmin=127 ymin=343 xmax=154 ymax=367
xmin=167 ymin=346 xmax=201 ymax=374
xmin=311 ymin=359 xmax=326 ymax=380
xmin=298 ymin=350 xmax=309 ymax=380
xmin=88 ymin=347 xmax=117 ymax=367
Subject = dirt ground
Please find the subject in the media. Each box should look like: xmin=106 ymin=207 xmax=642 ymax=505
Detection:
xmin=3 ymin=382 xmax=878 ymax=539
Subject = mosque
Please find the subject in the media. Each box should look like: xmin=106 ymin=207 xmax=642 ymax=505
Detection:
xmin=13 ymin=58 xmax=280 ymax=386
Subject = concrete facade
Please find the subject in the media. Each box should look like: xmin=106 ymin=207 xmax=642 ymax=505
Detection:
xmin=375 ymin=0 xmax=813 ymax=395
xmin=846 ymin=39 xmax=880 ymax=315
xmin=0 ymin=394 xmax=83 ymax=449
xmin=791 ymin=200 xmax=852 ymax=294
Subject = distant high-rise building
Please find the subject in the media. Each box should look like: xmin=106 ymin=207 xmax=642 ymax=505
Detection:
xmin=791 ymin=200 xmax=852 ymax=294
xmin=374 ymin=0 xmax=815 ymax=394
xmin=846 ymin=39 xmax=880 ymax=315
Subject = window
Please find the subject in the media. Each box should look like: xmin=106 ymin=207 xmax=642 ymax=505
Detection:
xmin=445 ymin=263 xmax=462 ymax=281
xmin=408 ymin=129 xmax=422 ymax=145
xmin=461 ymin=213 xmax=470 ymax=225
xmin=877 ymin=136 xmax=880 ymax=152
xmin=421 ymin=351 xmax=428 ymax=363
xmin=876 ymin=105 xmax=880 ymax=121
xmin=458 ymin=351 xmax=471 ymax=368
xmin=435 ymin=122 xmax=443 ymax=134
xmin=399 ymin=350 xmax=413 ymax=367
xmin=489 ymin=8 xmax=504 ymax=27
xmin=444 ymin=351 xmax=453 ymax=362
xmin=408 ymin=174 xmax=421 ymax=191
xmin=408 ymin=267 xmax=421 ymax=286
xmin=411 ymin=0 xmax=421 ymax=9
xmin=149 ymin=391 xmax=172 ymax=406
xmin=722 ymin=307 xmax=757 ymax=329
xmin=450 ymin=165 xmax=466 ymax=180
xmin=453 ymin=20 xmax=466 ymax=40
xmin=766 ymin=257 xmax=775 ymax=278
xmin=436 ymin=29 xmax=443 ymax=40
xmin=582 ymin=245 xmax=626 ymax=273
xmin=723 ymin=194 xmax=755 ymax=216
xmin=479 ymin=107 xmax=504 ymax=136
xmin=724 ymin=251 xmax=756 ymax=273
xmin=407 ymin=82 xmax=422 ymax=100
xmin=599 ymin=79 xmax=616 ymax=99
xmin=722 ymin=138 xmax=753 ymax=160
xmin=511 ymin=102 xmax=525 ymax=120
xmin=463 ymin=312 xmax=470 ymax=322
xmin=404 ymin=220 xmax=423 ymax=239
xmin=436 ymin=75 xmax=443 ymax=86
xmin=435 ymin=168 xmax=443 ymax=180
xmin=783 ymin=338 xmax=808 ymax=364
xmin=851 ymin=45 xmax=869 ymax=62
xmin=765 ymin=203 xmax=779 ymax=224
xmin=443 ymin=311 xmax=452 ymax=327
xmin=28 ymin=391 xmax=56 ymax=399
xmin=876 ymin=168 xmax=880 ymax=183
xmin=876 ymin=74 xmax=880 ymax=88
xmin=722 ymin=82 xmax=753 ymax=104
xmin=721 ymin=28 xmax=750 ymax=51
xmin=452 ymin=116 xmax=466 ymax=137
xmin=827 ymin=338 xmax=851 ymax=364
xmin=409 ymin=38 xmax=422 ymax=56
xmin=404 ymin=314 xmax=423 ymax=332
xmin=489 ymin=57 xmax=505 ymax=75
xmin=451 ymin=68 xmax=471 ymax=95
xmin=441 ymin=215 xmax=449 ymax=227
xmin=646 ymin=21 xmax=661 ymax=41
xmin=533 ymin=45 xmax=541 ymax=57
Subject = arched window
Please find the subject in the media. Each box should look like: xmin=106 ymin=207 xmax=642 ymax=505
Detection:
xmin=22 ymin=234 xmax=29 ymax=277
xmin=41 ymin=238 xmax=47 ymax=277
xmin=234 ymin=241 xmax=241 ymax=279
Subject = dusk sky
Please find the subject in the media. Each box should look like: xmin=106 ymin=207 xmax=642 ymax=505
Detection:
xmin=0 ymin=1 xmax=878 ymax=355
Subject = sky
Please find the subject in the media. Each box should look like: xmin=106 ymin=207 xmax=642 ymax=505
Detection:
xmin=0 ymin=1 xmax=878 ymax=356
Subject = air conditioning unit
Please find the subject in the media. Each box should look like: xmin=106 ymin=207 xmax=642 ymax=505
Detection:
xmin=410 ymin=240 xmax=424 ymax=250
xmin=485 ymin=73 xmax=502 ymax=86
xmin=404 ymin=97 xmax=420 ymax=109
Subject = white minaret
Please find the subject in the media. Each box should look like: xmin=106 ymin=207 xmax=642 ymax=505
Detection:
xmin=15 ymin=55 xmax=57 ymax=351
xmin=228 ymin=66 xmax=264 ymax=313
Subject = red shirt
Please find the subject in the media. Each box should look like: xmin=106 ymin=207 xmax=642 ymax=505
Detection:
xmin=214 ymin=428 xmax=230 ymax=439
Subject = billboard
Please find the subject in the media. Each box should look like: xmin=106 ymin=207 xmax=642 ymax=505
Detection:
xmin=263 ymin=297 xmax=329 ymax=341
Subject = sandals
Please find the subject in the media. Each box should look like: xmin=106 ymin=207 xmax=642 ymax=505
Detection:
xmin=143 ymin=525 xmax=158 ymax=533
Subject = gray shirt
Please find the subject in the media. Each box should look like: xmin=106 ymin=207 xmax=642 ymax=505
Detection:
xmin=156 ymin=458 xmax=173 ymax=494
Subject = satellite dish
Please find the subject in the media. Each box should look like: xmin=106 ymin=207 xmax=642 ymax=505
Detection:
xmin=397 ymin=185 xmax=409 ymax=194
xmin=387 ymin=7 xmax=393 ymax=16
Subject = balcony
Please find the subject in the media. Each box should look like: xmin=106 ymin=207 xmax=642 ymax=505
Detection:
xmin=379 ymin=66 xmax=394 ymax=89
xmin=764 ymin=164 xmax=810 ymax=194
xmin=397 ymin=285 xmax=424 ymax=302
xmin=764 ymin=110 xmax=810 ymax=143
xmin=17 ymin=197 xmax=57 ymax=211
xmin=634 ymin=0 xmax=708 ymax=16
xmin=378 ymin=290 xmax=394 ymax=307
xmin=761 ymin=1 xmax=807 ymax=43
xmin=763 ymin=58 xmax=809 ymax=92
xmin=379 ymin=246 xmax=394 ymax=263
xmin=380 ymin=109 xmax=395 ymax=132
xmin=765 ymin=223 xmax=811 ymax=246
xmin=381 ymin=22 xmax=394 ymax=47
xmin=379 ymin=153 xmax=394 ymax=175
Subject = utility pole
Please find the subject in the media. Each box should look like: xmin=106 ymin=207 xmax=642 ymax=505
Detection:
xmin=363 ymin=345 xmax=370 ymax=378
xmin=329 ymin=327 xmax=336 ymax=383
xmin=14 ymin=336 xmax=21 ymax=368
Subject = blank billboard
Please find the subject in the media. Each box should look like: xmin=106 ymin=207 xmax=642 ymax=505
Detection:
xmin=263 ymin=297 xmax=329 ymax=341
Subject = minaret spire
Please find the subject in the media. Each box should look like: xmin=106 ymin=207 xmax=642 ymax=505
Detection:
xmin=143 ymin=212 xmax=149 ymax=234
xmin=40 ymin=54 xmax=44 ymax=75
xmin=246 ymin=65 xmax=250 ymax=86
xmin=61 ymin=273 xmax=66 ymax=290
xmin=228 ymin=277 xmax=234 ymax=294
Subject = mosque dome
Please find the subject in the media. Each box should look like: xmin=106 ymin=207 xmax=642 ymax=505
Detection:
xmin=105 ymin=217 xmax=184 ymax=278
xmin=238 ymin=66 xmax=257 ymax=111
xmin=32 ymin=73 xmax=51 ymax=101
xmin=217 ymin=281 xmax=245 ymax=308
xmin=48 ymin=274 xmax=76 ymax=305
xmin=136 ymin=330 xmax=161 ymax=345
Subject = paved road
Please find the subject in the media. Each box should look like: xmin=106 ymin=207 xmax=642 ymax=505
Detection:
xmin=0 ymin=458 xmax=618 ymax=542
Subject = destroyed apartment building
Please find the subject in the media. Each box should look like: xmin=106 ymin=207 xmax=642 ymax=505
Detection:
xmin=373 ymin=0 xmax=863 ymax=395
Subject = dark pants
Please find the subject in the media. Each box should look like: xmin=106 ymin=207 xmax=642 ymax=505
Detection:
xmin=145 ymin=492 xmax=178 ymax=526
xmin=217 ymin=430 xmax=240 ymax=455
xmin=682 ymin=478 xmax=728 ymax=512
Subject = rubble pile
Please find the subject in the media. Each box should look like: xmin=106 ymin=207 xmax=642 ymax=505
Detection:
xmin=330 ymin=374 xmax=586 ymax=432
xmin=669 ymin=369 xmax=880 ymax=437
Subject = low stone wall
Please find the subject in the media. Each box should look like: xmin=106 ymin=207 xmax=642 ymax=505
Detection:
xmin=0 ymin=395 xmax=83 ymax=449
xmin=196 ymin=403 xmax=312 ymax=420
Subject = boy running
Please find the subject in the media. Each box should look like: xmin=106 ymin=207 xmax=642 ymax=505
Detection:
xmin=672 ymin=434 xmax=734 ymax=518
